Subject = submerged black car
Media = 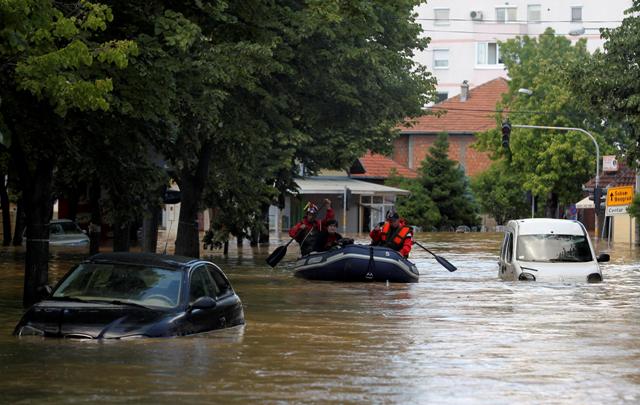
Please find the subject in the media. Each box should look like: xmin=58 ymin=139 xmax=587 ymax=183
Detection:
xmin=14 ymin=253 xmax=245 ymax=339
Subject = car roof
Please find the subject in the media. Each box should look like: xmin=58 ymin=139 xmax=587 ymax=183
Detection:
xmin=87 ymin=252 xmax=201 ymax=270
xmin=511 ymin=218 xmax=585 ymax=236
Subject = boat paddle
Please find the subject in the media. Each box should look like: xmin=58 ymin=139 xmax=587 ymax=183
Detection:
xmin=266 ymin=238 xmax=295 ymax=267
xmin=266 ymin=226 xmax=315 ymax=268
xmin=413 ymin=241 xmax=457 ymax=272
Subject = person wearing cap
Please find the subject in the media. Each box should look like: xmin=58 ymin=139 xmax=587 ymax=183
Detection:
xmin=370 ymin=211 xmax=413 ymax=258
xmin=312 ymin=219 xmax=343 ymax=252
xmin=289 ymin=198 xmax=334 ymax=256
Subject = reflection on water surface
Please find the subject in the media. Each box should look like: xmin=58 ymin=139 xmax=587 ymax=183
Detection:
xmin=1 ymin=233 xmax=639 ymax=403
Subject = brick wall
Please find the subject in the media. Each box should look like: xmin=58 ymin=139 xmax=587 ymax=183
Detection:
xmin=393 ymin=133 xmax=492 ymax=177
xmin=392 ymin=136 xmax=409 ymax=167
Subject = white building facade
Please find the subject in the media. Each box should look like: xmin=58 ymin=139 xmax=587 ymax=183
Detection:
xmin=415 ymin=0 xmax=632 ymax=100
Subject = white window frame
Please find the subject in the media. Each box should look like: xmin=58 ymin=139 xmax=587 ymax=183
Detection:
xmin=495 ymin=5 xmax=518 ymax=23
xmin=475 ymin=42 xmax=503 ymax=68
xmin=434 ymin=8 xmax=450 ymax=26
xmin=433 ymin=48 xmax=449 ymax=69
xmin=571 ymin=6 xmax=583 ymax=22
xmin=527 ymin=4 xmax=541 ymax=23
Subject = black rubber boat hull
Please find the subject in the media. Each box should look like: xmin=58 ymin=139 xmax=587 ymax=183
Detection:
xmin=293 ymin=244 xmax=419 ymax=283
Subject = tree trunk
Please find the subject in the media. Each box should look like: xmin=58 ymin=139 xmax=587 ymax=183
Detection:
xmin=22 ymin=160 xmax=54 ymax=308
xmin=259 ymin=203 xmax=270 ymax=244
xmin=12 ymin=199 xmax=25 ymax=246
xmin=544 ymin=192 xmax=559 ymax=218
xmin=112 ymin=222 xmax=130 ymax=252
xmin=174 ymin=175 xmax=201 ymax=257
xmin=88 ymin=180 xmax=102 ymax=255
xmin=67 ymin=186 xmax=80 ymax=222
xmin=0 ymin=173 xmax=12 ymax=246
xmin=142 ymin=207 xmax=160 ymax=253
xmin=174 ymin=139 xmax=214 ymax=258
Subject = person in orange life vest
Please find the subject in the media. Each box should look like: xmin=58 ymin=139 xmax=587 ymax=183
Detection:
xmin=289 ymin=199 xmax=334 ymax=256
xmin=369 ymin=210 xmax=395 ymax=244
xmin=370 ymin=212 xmax=412 ymax=258
xmin=313 ymin=219 xmax=343 ymax=252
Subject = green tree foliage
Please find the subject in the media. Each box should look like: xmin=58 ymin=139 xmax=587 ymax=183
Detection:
xmin=474 ymin=28 xmax=612 ymax=217
xmin=471 ymin=161 xmax=530 ymax=225
xmin=386 ymin=171 xmax=440 ymax=230
xmin=96 ymin=0 xmax=436 ymax=256
xmin=418 ymin=133 xmax=479 ymax=229
xmin=571 ymin=1 xmax=640 ymax=163
xmin=0 ymin=0 xmax=136 ymax=306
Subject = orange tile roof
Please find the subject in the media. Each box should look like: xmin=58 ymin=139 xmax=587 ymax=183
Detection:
xmin=584 ymin=161 xmax=636 ymax=188
xmin=352 ymin=152 xmax=418 ymax=179
xmin=401 ymin=78 xmax=509 ymax=133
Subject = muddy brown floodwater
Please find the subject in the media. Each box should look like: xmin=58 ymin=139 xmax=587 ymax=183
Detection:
xmin=1 ymin=233 xmax=639 ymax=404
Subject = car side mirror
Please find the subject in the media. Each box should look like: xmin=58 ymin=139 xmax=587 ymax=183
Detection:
xmin=37 ymin=284 xmax=53 ymax=299
xmin=597 ymin=253 xmax=610 ymax=263
xmin=188 ymin=296 xmax=216 ymax=312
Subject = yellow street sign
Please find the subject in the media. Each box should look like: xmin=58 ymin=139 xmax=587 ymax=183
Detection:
xmin=606 ymin=185 xmax=634 ymax=207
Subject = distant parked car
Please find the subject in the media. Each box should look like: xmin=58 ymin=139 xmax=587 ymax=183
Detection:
xmin=14 ymin=253 xmax=245 ymax=339
xmin=498 ymin=218 xmax=609 ymax=283
xmin=23 ymin=219 xmax=89 ymax=247
xmin=455 ymin=225 xmax=471 ymax=233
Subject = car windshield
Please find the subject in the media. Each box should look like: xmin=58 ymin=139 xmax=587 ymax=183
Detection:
xmin=516 ymin=234 xmax=593 ymax=262
xmin=52 ymin=263 xmax=183 ymax=308
xmin=57 ymin=222 xmax=83 ymax=234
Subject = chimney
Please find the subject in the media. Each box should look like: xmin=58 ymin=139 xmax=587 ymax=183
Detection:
xmin=460 ymin=80 xmax=469 ymax=102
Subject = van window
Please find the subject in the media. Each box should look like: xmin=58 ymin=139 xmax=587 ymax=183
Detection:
xmin=516 ymin=234 xmax=593 ymax=262
xmin=500 ymin=232 xmax=509 ymax=260
xmin=506 ymin=233 xmax=514 ymax=263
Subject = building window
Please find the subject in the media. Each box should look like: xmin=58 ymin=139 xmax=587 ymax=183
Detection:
xmin=433 ymin=49 xmax=449 ymax=69
xmin=436 ymin=92 xmax=449 ymax=103
xmin=571 ymin=6 xmax=582 ymax=22
xmin=476 ymin=42 xmax=502 ymax=66
xmin=434 ymin=8 xmax=450 ymax=25
xmin=527 ymin=4 xmax=541 ymax=22
xmin=496 ymin=6 xmax=517 ymax=23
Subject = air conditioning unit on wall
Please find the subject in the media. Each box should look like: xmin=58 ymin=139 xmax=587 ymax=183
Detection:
xmin=470 ymin=10 xmax=483 ymax=21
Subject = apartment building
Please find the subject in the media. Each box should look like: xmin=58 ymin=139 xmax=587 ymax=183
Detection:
xmin=414 ymin=0 xmax=631 ymax=100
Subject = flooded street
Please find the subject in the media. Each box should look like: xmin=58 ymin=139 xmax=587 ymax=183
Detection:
xmin=1 ymin=233 xmax=640 ymax=404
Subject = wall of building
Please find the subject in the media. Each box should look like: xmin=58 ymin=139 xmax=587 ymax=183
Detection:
xmin=612 ymin=214 xmax=637 ymax=245
xmin=415 ymin=0 xmax=630 ymax=98
xmin=394 ymin=133 xmax=493 ymax=176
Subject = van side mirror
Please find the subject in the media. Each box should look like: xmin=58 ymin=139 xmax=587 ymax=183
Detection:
xmin=596 ymin=253 xmax=610 ymax=263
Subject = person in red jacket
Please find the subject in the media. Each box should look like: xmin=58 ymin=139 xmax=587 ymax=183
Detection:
xmin=313 ymin=219 xmax=343 ymax=252
xmin=289 ymin=199 xmax=334 ymax=256
xmin=370 ymin=212 xmax=413 ymax=258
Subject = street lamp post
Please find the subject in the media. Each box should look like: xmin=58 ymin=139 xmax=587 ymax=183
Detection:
xmin=511 ymin=124 xmax=600 ymax=238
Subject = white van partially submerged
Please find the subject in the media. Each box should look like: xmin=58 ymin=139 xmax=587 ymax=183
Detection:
xmin=498 ymin=218 xmax=609 ymax=283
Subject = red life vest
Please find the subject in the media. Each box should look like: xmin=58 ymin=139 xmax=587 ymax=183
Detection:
xmin=380 ymin=222 xmax=412 ymax=250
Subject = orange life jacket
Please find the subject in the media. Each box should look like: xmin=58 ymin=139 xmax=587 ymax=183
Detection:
xmin=380 ymin=222 xmax=411 ymax=250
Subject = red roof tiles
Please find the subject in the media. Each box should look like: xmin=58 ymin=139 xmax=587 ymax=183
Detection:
xmin=352 ymin=152 xmax=418 ymax=179
xmin=584 ymin=161 xmax=636 ymax=188
xmin=401 ymin=78 xmax=509 ymax=134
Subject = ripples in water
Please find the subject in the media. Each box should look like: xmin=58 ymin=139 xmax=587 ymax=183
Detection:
xmin=0 ymin=233 xmax=639 ymax=403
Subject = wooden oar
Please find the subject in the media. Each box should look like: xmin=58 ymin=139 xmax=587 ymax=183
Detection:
xmin=413 ymin=241 xmax=457 ymax=272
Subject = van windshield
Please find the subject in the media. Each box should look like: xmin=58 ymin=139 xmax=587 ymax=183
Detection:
xmin=516 ymin=234 xmax=593 ymax=262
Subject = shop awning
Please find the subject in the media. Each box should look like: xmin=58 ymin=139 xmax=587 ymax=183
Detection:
xmin=575 ymin=196 xmax=594 ymax=209
xmin=293 ymin=176 xmax=410 ymax=196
